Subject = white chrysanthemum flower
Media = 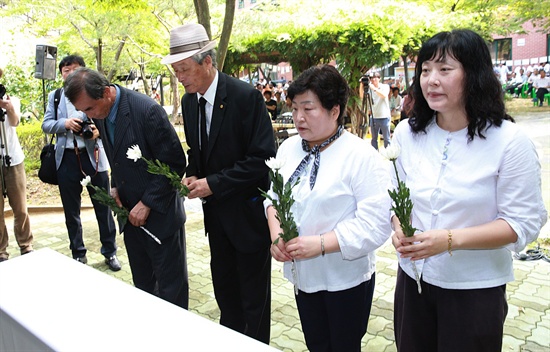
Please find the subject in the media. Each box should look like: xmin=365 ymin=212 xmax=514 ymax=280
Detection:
xmin=126 ymin=144 xmax=142 ymax=162
xmin=265 ymin=157 xmax=285 ymax=170
xmin=379 ymin=144 xmax=401 ymax=161
xmin=80 ymin=175 xmax=91 ymax=187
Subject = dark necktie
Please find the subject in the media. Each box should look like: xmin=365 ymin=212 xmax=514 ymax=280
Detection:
xmin=199 ymin=97 xmax=208 ymax=171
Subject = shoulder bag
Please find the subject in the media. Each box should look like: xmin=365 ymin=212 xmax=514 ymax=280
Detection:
xmin=38 ymin=88 xmax=61 ymax=185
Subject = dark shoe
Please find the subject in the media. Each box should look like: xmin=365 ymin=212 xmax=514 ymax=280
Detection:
xmin=539 ymin=103 xmax=543 ymax=107
xmin=21 ymin=249 xmax=34 ymax=255
xmin=105 ymin=255 xmax=121 ymax=271
xmin=0 ymin=257 xmax=7 ymax=262
xmin=75 ymin=256 xmax=88 ymax=264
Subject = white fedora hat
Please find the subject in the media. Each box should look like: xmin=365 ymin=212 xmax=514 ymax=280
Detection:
xmin=161 ymin=23 xmax=217 ymax=65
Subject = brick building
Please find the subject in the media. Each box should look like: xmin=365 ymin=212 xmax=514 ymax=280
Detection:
xmin=492 ymin=22 xmax=550 ymax=72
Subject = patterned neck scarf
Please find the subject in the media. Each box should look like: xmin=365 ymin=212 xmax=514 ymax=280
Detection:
xmin=288 ymin=125 xmax=344 ymax=190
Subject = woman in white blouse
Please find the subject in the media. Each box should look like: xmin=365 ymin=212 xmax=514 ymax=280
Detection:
xmin=264 ymin=64 xmax=392 ymax=351
xmin=391 ymin=29 xmax=547 ymax=352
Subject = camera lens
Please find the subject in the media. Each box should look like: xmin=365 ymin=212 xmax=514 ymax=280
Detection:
xmin=81 ymin=125 xmax=93 ymax=139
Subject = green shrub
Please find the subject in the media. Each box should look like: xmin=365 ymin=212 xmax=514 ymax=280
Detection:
xmin=16 ymin=120 xmax=48 ymax=174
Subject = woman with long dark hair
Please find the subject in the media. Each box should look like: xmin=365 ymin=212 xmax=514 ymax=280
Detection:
xmin=391 ymin=29 xmax=547 ymax=351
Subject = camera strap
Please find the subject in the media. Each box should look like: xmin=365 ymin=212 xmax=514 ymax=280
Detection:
xmin=46 ymin=88 xmax=63 ymax=146
xmin=73 ymin=136 xmax=99 ymax=177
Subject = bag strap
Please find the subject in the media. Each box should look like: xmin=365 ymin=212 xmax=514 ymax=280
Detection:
xmin=53 ymin=88 xmax=61 ymax=121
xmin=49 ymin=88 xmax=62 ymax=145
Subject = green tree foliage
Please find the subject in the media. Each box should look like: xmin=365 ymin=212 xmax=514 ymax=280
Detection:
xmin=1 ymin=63 xmax=58 ymax=121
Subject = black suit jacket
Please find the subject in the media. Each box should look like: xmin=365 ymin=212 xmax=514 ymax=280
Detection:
xmin=182 ymin=72 xmax=276 ymax=252
xmin=95 ymin=86 xmax=187 ymax=240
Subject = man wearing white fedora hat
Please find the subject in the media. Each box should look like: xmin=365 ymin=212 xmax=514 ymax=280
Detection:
xmin=162 ymin=23 xmax=276 ymax=344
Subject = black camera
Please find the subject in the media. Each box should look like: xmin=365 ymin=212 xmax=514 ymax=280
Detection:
xmin=77 ymin=120 xmax=94 ymax=139
xmin=360 ymin=75 xmax=371 ymax=84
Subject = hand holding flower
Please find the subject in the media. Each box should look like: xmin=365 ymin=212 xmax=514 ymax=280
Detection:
xmin=127 ymin=144 xmax=190 ymax=197
xmin=129 ymin=201 xmax=151 ymax=228
xmin=262 ymin=156 xmax=301 ymax=294
xmin=81 ymin=176 xmax=162 ymax=245
xmin=397 ymin=229 xmax=450 ymax=261
xmin=261 ymin=157 xmax=300 ymax=244
xmin=285 ymin=235 xmax=324 ymax=260
xmin=110 ymin=187 xmax=123 ymax=208
xmin=185 ymin=177 xmax=213 ymax=200
xmin=380 ymin=145 xmax=422 ymax=294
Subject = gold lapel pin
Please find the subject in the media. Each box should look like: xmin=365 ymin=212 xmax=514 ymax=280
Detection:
xmin=220 ymin=104 xmax=224 ymax=109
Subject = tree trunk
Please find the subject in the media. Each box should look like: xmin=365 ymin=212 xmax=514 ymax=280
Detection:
xmin=96 ymin=38 xmax=103 ymax=73
xmin=194 ymin=0 xmax=211 ymax=39
xmin=106 ymin=36 xmax=127 ymax=82
xmin=402 ymin=55 xmax=410 ymax=90
xmin=217 ymin=0 xmax=236 ymax=71
xmin=170 ymin=73 xmax=180 ymax=123
xmin=139 ymin=62 xmax=149 ymax=95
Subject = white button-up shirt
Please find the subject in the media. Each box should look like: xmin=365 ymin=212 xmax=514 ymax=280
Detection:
xmin=264 ymin=131 xmax=392 ymax=293
xmin=392 ymin=119 xmax=547 ymax=289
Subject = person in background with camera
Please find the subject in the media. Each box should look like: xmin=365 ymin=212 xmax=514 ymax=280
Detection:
xmin=0 ymin=67 xmax=34 ymax=262
xmin=367 ymin=72 xmax=391 ymax=150
xmin=41 ymin=55 xmax=120 ymax=271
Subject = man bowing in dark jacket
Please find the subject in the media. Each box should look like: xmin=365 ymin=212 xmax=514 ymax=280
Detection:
xmin=161 ymin=24 xmax=276 ymax=343
xmin=64 ymin=67 xmax=189 ymax=309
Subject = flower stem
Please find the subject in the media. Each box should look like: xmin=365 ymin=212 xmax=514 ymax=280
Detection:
xmin=411 ymin=260 xmax=422 ymax=294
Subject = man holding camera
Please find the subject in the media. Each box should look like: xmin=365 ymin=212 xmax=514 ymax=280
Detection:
xmin=361 ymin=73 xmax=391 ymax=150
xmin=0 ymin=67 xmax=34 ymax=262
xmin=42 ymin=55 xmax=120 ymax=271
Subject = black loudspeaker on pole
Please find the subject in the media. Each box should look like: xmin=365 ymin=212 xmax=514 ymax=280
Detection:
xmin=34 ymin=45 xmax=57 ymax=80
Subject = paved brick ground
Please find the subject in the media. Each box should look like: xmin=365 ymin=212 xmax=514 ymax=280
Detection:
xmin=3 ymin=197 xmax=549 ymax=351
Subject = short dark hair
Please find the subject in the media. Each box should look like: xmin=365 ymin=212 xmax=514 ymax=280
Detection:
xmin=410 ymin=29 xmax=513 ymax=141
xmin=59 ymin=55 xmax=86 ymax=73
xmin=64 ymin=67 xmax=109 ymax=103
xmin=287 ymin=64 xmax=350 ymax=125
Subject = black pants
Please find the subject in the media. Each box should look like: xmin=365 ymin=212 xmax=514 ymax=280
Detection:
xmin=295 ymin=275 xmax=376 ymax=352
xmin=394 ymin=267 xmax=507 ymax=352
xmin=207 ymin=212 xmax=271 ymax=344
xmin=124 ymin=225 xmax=189 ymax=309
xmin=536 ymin=87 xmax=548 ymax=105
xmin=57 ymin=149 xmax=117 ymax=259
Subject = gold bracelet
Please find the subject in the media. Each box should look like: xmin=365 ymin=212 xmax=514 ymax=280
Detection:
xmin=320 ymin=234 xmax=325 ymax=256
xmin=447 ymin=229 xmax=453 ymax=256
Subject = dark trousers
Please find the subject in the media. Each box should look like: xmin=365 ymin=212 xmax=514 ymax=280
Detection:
xmin=57 ymin=149 xmax=116 ymax=259
xmin=536 ymin=87 xmax=548 ymax=104
xmin=295 ymin=276 xmax=376 ymax=352
xmin=394 ymin=267 xmax=507 ymax=352
xmin=124 ymin=225 xmax=189 ymax=309
xmin=207 ymin=213 xmax=271 ymax=344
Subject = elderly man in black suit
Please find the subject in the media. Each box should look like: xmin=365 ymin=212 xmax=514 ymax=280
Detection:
xmin=161 ymin=24 xmax=276 ymax=343
xmin=64 ymin=68 xmax=189 ymax=309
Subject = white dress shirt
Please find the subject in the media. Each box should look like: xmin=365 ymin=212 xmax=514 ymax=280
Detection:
xmin=392 ymin=119 xmax=547 ymax=289
xmin=2 ymin=96 xmax=25 ymax=166
xmin=264 ymin=131 xmax=392 ymax=293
